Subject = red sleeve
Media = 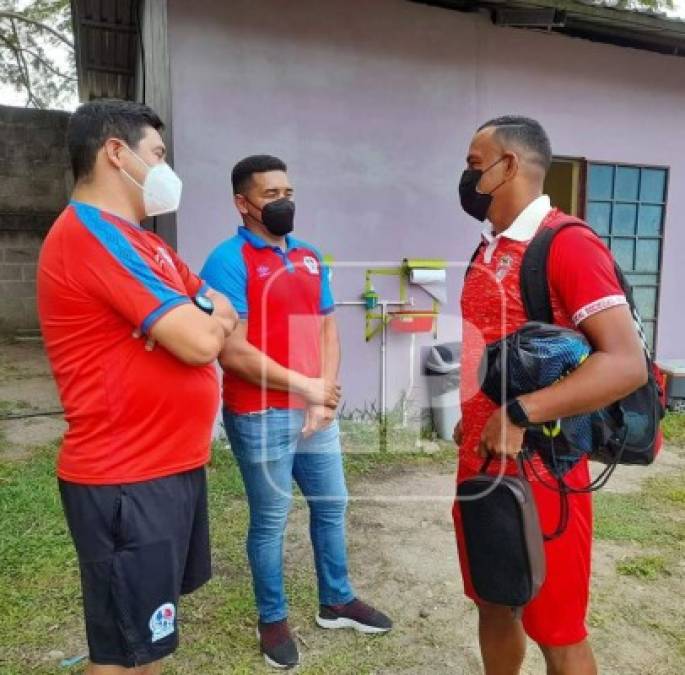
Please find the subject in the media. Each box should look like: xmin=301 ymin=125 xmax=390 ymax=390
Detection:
xmin=67 ymin=216 xmax=190 ymax=334
xmin=547 ymin=226 xmax=627 ymax=326
xmin=162 ymin=241 xmax=205 ymax=297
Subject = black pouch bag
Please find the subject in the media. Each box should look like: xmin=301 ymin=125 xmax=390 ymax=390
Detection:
xmin=457 ymin=457 xmax=546 ymax=607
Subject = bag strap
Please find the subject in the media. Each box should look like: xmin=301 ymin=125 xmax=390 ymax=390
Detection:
xmin=520 ymin=215 xmax=590 ymax=323
xmin=465 ymin=241 xmax=485 ymax=280
xmin=479 ymin=456 xmax=492 ymax=474
xmin=521 ymin=214 xmax=650 ymax=354
xmin=519 ymin=449 xmax=569 ymax=541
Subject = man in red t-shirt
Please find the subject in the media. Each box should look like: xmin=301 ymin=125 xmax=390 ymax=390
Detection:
xmin=453 ymin=117 xmax=646 ymax=675
xmin=37 ymin=99 xmax=238 ymax=674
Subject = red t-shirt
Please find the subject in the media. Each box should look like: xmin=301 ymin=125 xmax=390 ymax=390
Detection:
xmin=37 ymin=201 xmax=220 ymax=484
xmin=459 ymin=208 xmax=627 ymax=476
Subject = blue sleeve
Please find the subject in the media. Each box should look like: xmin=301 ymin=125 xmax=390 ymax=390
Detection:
xmin=200 ymin=239 xmax=248 ymax=318
xmin=309 ymin=245 xmax=335 ymax=315
xmin=320 ymin=260 xmax=334 ymax=314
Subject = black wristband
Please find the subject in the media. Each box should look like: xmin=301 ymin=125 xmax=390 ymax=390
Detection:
xmin=507 ymin=398 xmax=531 ymax=428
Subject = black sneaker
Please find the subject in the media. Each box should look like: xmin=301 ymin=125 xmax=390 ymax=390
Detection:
xmin=256 ymin=619 xmax=299 ymax=669
xmin=316 ymin=598 xmax=393 ymax=634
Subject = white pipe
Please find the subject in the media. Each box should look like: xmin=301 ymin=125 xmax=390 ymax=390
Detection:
xmin=334 ymin=301 xmax=405 ymax=306
xmin=380 ymin=301 xmax=387 ymax=423
xmin=334 ymin=298 xmax=412 ymax=424
xmin=403 ymin=332 xmax=416 ymax=427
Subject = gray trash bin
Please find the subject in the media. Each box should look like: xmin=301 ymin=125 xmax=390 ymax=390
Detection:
xmin=426 ymin=343 xmax=461 ymax=441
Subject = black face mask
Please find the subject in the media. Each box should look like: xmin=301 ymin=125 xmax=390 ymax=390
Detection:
xmin=246 ymin=197 xmax=295 ymax=237
xmin=459 ymin=157 xmax=507 ymax=222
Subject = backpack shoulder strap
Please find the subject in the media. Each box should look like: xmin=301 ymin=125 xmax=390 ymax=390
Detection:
xmin=465 ymin=240 xmax=485 ymax=279
xmin=520 ymin=215 xmax=591 ymax=323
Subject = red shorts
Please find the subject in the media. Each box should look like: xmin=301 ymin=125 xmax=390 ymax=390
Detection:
xmin=452 ymin=456 xmax=593 ymax=647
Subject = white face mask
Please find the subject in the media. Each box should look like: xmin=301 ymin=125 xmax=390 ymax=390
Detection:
xmin=120 ymin=146 xmax=183 ymax=217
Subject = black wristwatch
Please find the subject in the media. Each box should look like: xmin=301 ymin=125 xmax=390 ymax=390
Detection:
xmin=193 ymin=293 xmax=214 ymax=315
xmin=507 ymin=398 xmax=531 ymax=428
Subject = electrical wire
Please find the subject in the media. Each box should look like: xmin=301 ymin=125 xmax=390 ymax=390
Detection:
xmin=0 ymin=409 xmax=64 ymax=421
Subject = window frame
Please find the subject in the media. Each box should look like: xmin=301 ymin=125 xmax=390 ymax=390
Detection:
xmin=584 ymin=160 xmax=669 ymax=353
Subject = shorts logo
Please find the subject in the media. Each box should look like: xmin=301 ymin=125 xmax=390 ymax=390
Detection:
xmin=303 ymin=256 xmax=319 ymax=275
xmin=149 ymin=602 xmax=175 ymax=642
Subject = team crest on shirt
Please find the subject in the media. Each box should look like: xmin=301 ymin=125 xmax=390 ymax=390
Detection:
xmin=149 ymin=602 xmax=176 ymax=642
xmin=155 ymin=246 xmax=176 ymax=272
xmin=495 ymin=254 xmax=514 ymax=281
xmin=257 ymin=264 xmax=272 ymax=279
xmin=303 ymin=255 xmax=319 ymax=275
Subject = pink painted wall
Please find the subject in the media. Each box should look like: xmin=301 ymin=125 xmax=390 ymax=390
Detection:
xmin=167 ymin=0 xmax=685 ymax=413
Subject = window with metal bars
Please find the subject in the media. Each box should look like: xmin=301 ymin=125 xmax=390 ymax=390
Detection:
xmin=585 ymin=162 xmax=667 ymax=353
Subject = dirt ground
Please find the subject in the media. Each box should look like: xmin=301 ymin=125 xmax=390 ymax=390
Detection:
xmin=283 ymin=453 xmax=685 ymax=675
xmin=0 ymin=341 xmax=65 ymax=459
xmin=2 ymin=341 xmax=684 ymax=674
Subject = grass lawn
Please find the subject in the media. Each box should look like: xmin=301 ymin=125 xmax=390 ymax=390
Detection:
xmin=0 ymin=415 xmax=683 ymax=673
xmin=0 ymin=421 xmax=454 ymax=674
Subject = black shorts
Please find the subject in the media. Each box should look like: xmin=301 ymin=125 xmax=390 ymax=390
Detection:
xmin=59 ymin=467 xmax=211 ymax=667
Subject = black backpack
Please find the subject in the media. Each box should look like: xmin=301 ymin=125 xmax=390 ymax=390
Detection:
xmin=518 ymin=215 xmax=665 ymax=470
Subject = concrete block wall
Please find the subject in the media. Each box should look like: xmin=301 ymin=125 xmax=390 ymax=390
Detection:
xmin=0 ymin=231 xmax=45 ymax=332
xmin=0 ymin=105 xmax=72 ymax=334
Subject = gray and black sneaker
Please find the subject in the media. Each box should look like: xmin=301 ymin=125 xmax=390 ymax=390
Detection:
xmin=256 ymin=619 xmax=299 ymax=669
xmin=316 ymin=598 xmax=393 ymax=634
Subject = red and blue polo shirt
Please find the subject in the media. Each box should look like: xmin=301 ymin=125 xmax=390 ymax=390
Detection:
xmin=37 ymin=200 xmax=220 ymax=485
xmin=200 ymin=226 xmax=334 ymax=414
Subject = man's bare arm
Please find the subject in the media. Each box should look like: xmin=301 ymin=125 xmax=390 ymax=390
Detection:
xmin=148 ymin=304 xmax=229 ymax=366
xmin=520 ymin=304 xmax=647 ymax=423
xmin=219 ymin=321 xmax=341 ymax=407
xmin=303 ymin=314 xmax=341 ymax=436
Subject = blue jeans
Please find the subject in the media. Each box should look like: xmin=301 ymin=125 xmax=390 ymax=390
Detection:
xmin=223 ymin=408 xmax=355 ymax=623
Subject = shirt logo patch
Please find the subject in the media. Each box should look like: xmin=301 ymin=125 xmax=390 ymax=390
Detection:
xmin=149 ymin=602 xmax=175 ymax=642
xmin=257 ymin=264 xmax=272 ymax=279
xmin=495 ymin=254 xmax=513 ymax=281
xmin=155 ymin=246 xmax=176 ymax=272
xmin=303 ymin=256 xmax=319 ymax=275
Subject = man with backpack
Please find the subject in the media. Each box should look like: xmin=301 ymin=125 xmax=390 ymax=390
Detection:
xmin=452 ymin=116 xmax=648 ymax=675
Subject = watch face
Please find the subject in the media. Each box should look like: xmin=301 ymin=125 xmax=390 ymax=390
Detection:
xmin=195 ymin=295 xmax=214 ymax=314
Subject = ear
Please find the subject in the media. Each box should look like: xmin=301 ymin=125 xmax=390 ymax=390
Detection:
xmin=103 ymin=138 xmax=127 ymax=170
xmin=234 ymin=194 xmax=249 ymax=216
xmin=503 ymin=152 xmax=519 ymax=180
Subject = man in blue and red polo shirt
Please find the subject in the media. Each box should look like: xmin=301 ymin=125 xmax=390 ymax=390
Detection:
xmin=201 ymin=155 xmax=392 ymax=669
xmin=38 ymin=99 xmax=238 ymax=674
xmin=453 ymin=117 xmax=646 ymax=675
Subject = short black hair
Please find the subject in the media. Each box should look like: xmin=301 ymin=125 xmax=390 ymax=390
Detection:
xmin=67 ymin=99 xmax=164 ymax=181
xmin=477 ymin=115 xmax=552 ymax=171
xmin=231 ymin=154 xmax=287 ymax=195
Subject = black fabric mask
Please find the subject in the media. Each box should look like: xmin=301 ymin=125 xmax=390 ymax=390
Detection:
xmin=246 ymin=197 xmax=295 ymax=237
xmin=459 ymin=157 xmax=507 ymax=222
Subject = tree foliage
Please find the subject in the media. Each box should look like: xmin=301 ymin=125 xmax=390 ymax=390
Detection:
xmin=0 ymin=0 xmax=76 ymax=110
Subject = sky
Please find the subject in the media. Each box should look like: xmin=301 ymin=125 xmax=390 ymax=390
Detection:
xmin=1 ymin=0 xmax=684 ymax=111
